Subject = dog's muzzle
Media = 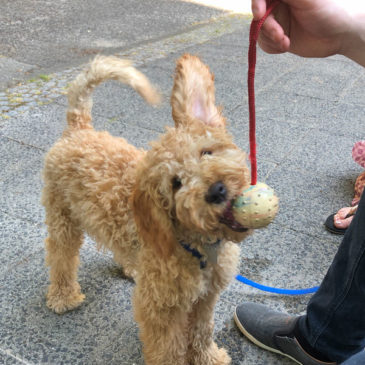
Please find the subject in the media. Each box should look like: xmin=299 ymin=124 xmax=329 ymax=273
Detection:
xmin=220 ymin=201 xmax=248 ymax=232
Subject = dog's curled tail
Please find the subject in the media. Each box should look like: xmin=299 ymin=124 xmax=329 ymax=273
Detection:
xmin=66 ymin=55 xmax=161 ymax=130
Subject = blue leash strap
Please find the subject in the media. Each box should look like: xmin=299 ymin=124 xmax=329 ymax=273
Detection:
xmin=179 ymin=240 xmax=319 ymax=295
xmin=235 ymin=274 xmax=319 ymax=295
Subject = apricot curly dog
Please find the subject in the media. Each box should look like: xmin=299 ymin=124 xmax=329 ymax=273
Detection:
xmin=42 ymin=54 xmax=252 ymax=365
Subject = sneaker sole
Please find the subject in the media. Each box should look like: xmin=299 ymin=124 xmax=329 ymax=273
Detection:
xmin=233 ymin=308 xmax=303 ymax=365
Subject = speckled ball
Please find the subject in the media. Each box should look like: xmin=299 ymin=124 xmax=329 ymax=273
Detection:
xmin=233 ymin=182 xmax=279 ymax=228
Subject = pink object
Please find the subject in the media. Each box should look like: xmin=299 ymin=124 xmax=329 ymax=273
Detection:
xmin=351 ymin=140 xmax=365 ymax=206
xmin=352 ymin=140 xmax=365 ymax=168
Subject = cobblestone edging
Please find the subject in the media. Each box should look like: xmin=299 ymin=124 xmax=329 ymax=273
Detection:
xmin=0 ymin=14 xmax=248 ymax=121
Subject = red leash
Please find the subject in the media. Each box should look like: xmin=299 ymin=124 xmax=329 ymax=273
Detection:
xmin=248 ymin=0 xmax=280 ymax=185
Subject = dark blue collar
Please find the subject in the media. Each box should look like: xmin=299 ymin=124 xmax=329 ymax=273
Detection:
xmin=179 ymin=239 xmax=222 ymax=269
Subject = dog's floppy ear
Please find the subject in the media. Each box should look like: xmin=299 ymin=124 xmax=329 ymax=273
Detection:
xmin=132 ymin=184 xmax=176 ymax=258
xmin=171 ymin=54 xmax=226 ymax=128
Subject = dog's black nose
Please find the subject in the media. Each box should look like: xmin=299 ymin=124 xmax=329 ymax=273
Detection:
xmin=205 ymin=182 xmax=227 ymax=204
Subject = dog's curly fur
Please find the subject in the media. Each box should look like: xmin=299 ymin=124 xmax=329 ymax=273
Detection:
xmin=42 ymin=54 xmax=252 ymax=365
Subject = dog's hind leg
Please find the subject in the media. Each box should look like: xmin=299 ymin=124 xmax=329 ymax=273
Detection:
xmin=112 ymin=244 xmax=138 ymax=281
xmin=43 ymin=192 xmax=85 ymax=314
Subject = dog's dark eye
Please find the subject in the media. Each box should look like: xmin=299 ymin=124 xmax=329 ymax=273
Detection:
xmin=201 ymin=150 xmax=212 ymax=156
xmin=172 ymin=177 xmax=182 ymax=190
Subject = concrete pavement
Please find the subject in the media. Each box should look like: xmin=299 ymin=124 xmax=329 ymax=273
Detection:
xmin=1 ymin=1 xmax=364 ymax=364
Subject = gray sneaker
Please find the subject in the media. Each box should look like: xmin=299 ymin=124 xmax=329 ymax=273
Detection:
xmin=234 ymin=302 xmax=336 ymax=365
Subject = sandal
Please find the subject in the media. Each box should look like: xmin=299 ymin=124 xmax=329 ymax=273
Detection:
xmin=324 ymin=213 xmax=347 ymax=235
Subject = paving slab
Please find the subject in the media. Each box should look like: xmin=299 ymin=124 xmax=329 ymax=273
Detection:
xmin=0 ymin=57 xmax=36 ymax=89
xmin=0 ymin=137 xmax=45 ymax=224
xmin=0 ymin=211 xmax=44 ymax=274
xmin=0 ymin=0 xmax=226 ymax=88
xmin=0 ymin=351 xmax=24 ymax=365
xmin=0 ymin=247 xmax=139 ymax=365
xmin=272 ymin=56 xmax=362 ymax=102
xmin=341 ymin=72 xmax=365 ymax=105
xmin=268 ymin=161 xmax=358 ymax=238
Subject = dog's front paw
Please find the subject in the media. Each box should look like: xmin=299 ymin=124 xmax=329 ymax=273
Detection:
xmin=46 ymin=284 xmax=85 ymax=314
xmin=191 ymin=343 xmax=231 ymax=365
xmin=213 ymin=347 xmax=231 ymax=365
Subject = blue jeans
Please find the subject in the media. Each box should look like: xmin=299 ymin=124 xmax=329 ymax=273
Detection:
xmin=297 ymin=191 xmax=365 ymax=363
xmin=342 ymin=350 xmax=365 ymax=364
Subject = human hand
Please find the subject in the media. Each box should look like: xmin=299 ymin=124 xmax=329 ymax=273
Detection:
xmin=251 ymin=0 xmax=365 ymax=66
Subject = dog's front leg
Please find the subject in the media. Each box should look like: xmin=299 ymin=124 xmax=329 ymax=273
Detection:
xmin=187 ymin=292 xmax=231 ymax=365
xmin=134 ymin=298 xmax=189 ymax=365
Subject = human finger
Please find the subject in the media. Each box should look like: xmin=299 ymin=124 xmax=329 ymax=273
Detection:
xmin=258 ymin=33 xmax=288 ymax=53
xmin=251 ymin=0 xmax=266 ymax=20
xmin=261 ymin=14 xmax=286 ymax=43
xmin=258 ymin=15 xmax=290 ymax=53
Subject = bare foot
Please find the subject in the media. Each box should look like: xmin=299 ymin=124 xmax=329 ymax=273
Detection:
xmin=333 ymin=206 xmax=357 ymax=229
